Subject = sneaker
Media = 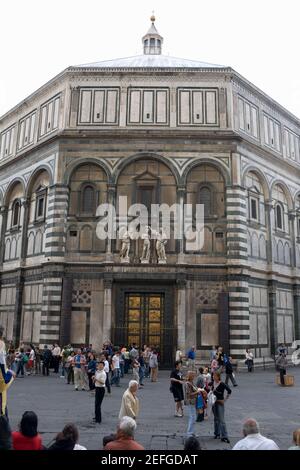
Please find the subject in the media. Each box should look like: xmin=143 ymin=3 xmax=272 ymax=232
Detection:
xmin=221 ymin=438 xmax=230 ymax=443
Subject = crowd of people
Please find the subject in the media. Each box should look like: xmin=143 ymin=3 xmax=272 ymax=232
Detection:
xmin=1 ymin=325 xmax=298 ymax=451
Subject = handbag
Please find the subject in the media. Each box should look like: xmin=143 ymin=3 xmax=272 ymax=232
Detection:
xmin=207 ymin=390 xmax=216 ymax=406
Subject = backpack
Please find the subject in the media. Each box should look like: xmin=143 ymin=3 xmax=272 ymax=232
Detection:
xmin=22 ymin=354 xmax=29 ymax=364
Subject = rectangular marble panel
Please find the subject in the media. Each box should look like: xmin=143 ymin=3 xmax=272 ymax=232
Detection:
xmin=80 ymin=90 xmax=92 ymax=123
xmin=263 ymin=115 xmax=269 ymax=144
xmin=156 ymin=90 xmax=167 ymax=123
xmin=40 ymin=105 xmax=47 ymax=136
xmin=205 ymin=91 xmax=217 ymax=124
xmin=71 ymin=311 xmax=86 ymax=344
xmin=22 ymin=311 xmax=33 ymax=342
xmin=251 ymin=106 xmax=258 ymax=137
xmin=47 ymin=100 xmax=53 ymax=131
xmin=249 ymin=313 xmax=257 ymax=344
xmin=53 ymin=97 xmax=60 ymax=129
xmin=32 ymin=311 xmax=41 ymax=343
xmin=201 ymin=313 xmax=218 ymax=346
xmin=192 ymin=91 xmax=203 ymax=123
xmin=284 ymin=315 xmax=293 ymax=343
xmin=238 ymin=98 xmax=244 ymax=130
xmin=29 ymin=113 xmax=36 ymax=143
xmin=277 ymin=315 xmax=284 ymax=343
xmin=93 ymin=90 xmax=105 ymax=123
xmin=245 ymin=102 xmax=251 ymax=132
xmin=179 ymin=91 xmax=190 ymax=123
xmin=143 ymin=90 xmax=154 ymax=123
xmin=129 ymin=90 xmax=141 ymax=123
xmin=258 ymin=314 xmax=268 ymax=344
xmin=106 ymin=90 xmax=118 ymax=123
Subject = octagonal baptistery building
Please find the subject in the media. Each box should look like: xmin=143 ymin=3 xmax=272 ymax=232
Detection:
xmin=1 ymin=17 xmax=300 ymax=367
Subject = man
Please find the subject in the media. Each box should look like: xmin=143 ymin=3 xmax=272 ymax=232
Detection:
xmin=52 ymin=343 xmax=61 ymax=374
xmin=129 ymin=344 xmax=138 ymax=362
xmin=0 ymin=325 xmax=15 ymax=418
xmin=233 ymin=419 xmax=279 ymax=450
xmin=104 ymin=416 xmax=144 ymax=450
xmin=93 ymin=361 xmax=106 ymax=424
xmin=111 ymin=351 xmax=121 ymax=387
xmin=100 ymin=354 xmax=111 ymax=394
xmin=225 ymin=357 xmax=238 ymax=387
xmin=187 ymin=346 xmax=196 ymax=370
xmin=170 ymin=361 xmax=184 ymax=417
xmin=73 ymin=349 xmax=86 ymax=391
xmin=42 ymin=345 xmax=52 ymax=376
xmin=276 ymin=352 xmax=288 ymax=386
xmin=61 ymin=344 xmax=72 ymax=378
xmin=119 ymin=380 xmax=139 ymax=420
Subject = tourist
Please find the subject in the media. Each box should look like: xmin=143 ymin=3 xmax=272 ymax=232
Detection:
xmin=143 ymin=345 xmax=151 ymax=378
xmin=0 ymin=326 xmax=15 ymax=418
xmin=119 ymin=349 xmax=125 ymax=378
xmin=288 ymin=429 xmax=300 ymax=450
xmin=111 ymin=350 xmax=121 ymax=387
xmin=101 ymin=353 xmax=111 ymax=394
xmin=184 ymin=370 xmax=199 ymax=437
xmin=87 ymin=353 xmax=97 ymax=391
xmin=225 ymin=356 xmax=238 ymax=387
xmin=245 ymin=349 xmax=254 ymax=372
xmin=52 ymin=343 xmax=61 ymax=374
xmin=73 ymin=349 xmax=86 ymax=391
xmin=276 ymin=351 xmax=288 ymax=386
xmin=0 ymin=415 xmax=12 ymax=450
xmin=34 ymin=346 xmax=42 ymax=375
xmin=149 ymin=349 xmax=158 ymax=382
xmin=138 ymin=350 xmax=145 ymax=386
xmin=175 ymin=348 xmax=183 ymax=364
xmin=215 ymin=346 xmax=224 ymax=370
xmin=119 ymin=380 xmax=139 ymax=420
xmin=12 ymin=411 xmax=43 ymax=450
xmin=123 ymin=348 xmax=131 ymax=374
xmin=129 ymin=344 xmax=139 ymax=362
xmin=187 ymin=346 xmax=196 ymax=370
xmin=93 ymin=361 xmax=106 ymax=424
xmin=183 ymin=435 xmax=201 ymax=451
xmin=232 ymin=419 xmax=279 ymax=450
xmin=210 ymin=357 xmax=219 ymax=380
xmin=211 ymin=371 xmax=231 ymax=443
xmin=202 ymin=367 xmax=211 ymax=391
xmin=66 ymin=351 xmax=75 ymax=384
xmin=15 ymin=348 xmax=25 ymax=377
xmin=210 ymin=345 xmax=217 ymax=361
xmin=61 ymin=344 xmax=72 ymax=379
xmin=27 ymin=345 xmax=35 ymax=375
xmin=48 ymin=423 xmax=86 ymax=450
xmin=196 ymin=367 xmax=205 ymax=389
xmin=132 ymin=358 xmax=140 ymax=384
xmin=42 ymin=345 xmax=52 ymax=376
xmin=104 ymin=416 xmax=144 ymax=450
xmin=170 ymin=361 xmax=184 ymax=417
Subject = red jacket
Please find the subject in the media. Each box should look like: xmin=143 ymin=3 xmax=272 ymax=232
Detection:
xmin=12 ymin=431 xmax=43 ymax=450
xmin=104 ymin=437 xmax=144 ymax=450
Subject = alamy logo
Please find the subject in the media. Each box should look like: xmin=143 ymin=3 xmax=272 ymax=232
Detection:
xmin=95 ymin=196 xmax=205 ymax=251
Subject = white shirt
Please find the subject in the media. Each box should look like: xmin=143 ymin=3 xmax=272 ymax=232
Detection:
xmin=112 ymin=355 xmax=120 ymax=369
xmin=29 ymin=349 xmax=35 ymax=360
xmin=94 ymin=370 xmax=106 ymax=388
xmin=233 ymin=433 xmax=280 ymax=450
xmin=103 ymin=360 xmax=109 ymax=374
xmin=74 ymin=443 xmax=87 ymax=450
xmin=52 ymin=346 xmax=61 ymax=356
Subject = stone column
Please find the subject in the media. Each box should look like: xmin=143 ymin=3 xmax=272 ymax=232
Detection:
xmin=268 ymin=280 xmax=278 ymax=356
xmin=176 ymin=186 xmax=185 ymax=264
xmin=226 ymin=183 xmax=250 ymax=360
xmin=293 ymin=284 xmax=300 ymax=342
xmin=176 ymin=278 xmax=186 ymax=351
xmin=13 ymin=270 xmax=24 ymax=346
xmin=106 ymin=184 xmax=116 ymax=262
xmin=103 ymin=278 xmax=113 ymax=343
xmin=0 ymin=206 xmax=8 ymax=264
xmin=40 ymin=265 xmax=64 ymax=346
xmin=20 ymin=197 xmax=30 ymax=262
xmin=59 ymin=276 xmax=73 ymax=346
xmin=265 ymin=200 xmax=273 ymax=263
xmin=288 ymin=210 xmax=297 ymax=267
xmin=44 ymin=184 xmax=69 ymax=260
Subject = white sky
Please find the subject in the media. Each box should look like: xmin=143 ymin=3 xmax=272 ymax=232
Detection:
xmin=0 ymin=0 xmax=299 ymax=119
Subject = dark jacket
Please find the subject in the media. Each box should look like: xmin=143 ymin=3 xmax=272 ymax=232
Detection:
xmin=42 ymin=349 xmax=52 ymax=363
xmin=48 ymin=438 xmax=75 ymax=450
xmin=225 ymin=362 xmax=233 ymax=374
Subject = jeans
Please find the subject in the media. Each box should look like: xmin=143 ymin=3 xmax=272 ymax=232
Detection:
xmin=124 ymin=359 xmax=131 ymax=374
xmin=120 ymin=362 xmax=125 ymax=378
xmin=67 ymin=367 xmax=74 ymax=384
xmin=279 ymin=368 xmax=286 ymax=385
xmin=111 ymin=368 xmax=120 ymax=386
xmin=42 ymin=361 xmax=49 ymax=376
xmin=187 ymin=404 xmax=197 ymax=436
xmin=95 ymin=387 xmax=105 ymax=423
xmin=139 ymin=366 xmax=145 ymax=385
xmin=144 ymin=363 xmax=150 ymax=378
xmin=16 ymin=361 xmax=24 ymax=377
xmin=213 ymin=402 xmax=228 ymax=438
xmin=225 ymin=373 xmax=237 ymax=386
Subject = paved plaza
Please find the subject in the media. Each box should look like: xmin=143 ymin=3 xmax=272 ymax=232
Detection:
xmin=7 ymin=367 xmax=300 ymax=450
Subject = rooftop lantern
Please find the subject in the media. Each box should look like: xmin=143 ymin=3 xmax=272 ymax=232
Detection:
xmin=142 ymin=14 xmax=163 ymax=55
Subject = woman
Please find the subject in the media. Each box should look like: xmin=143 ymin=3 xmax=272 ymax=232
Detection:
xmin=288 ymin=429 xmax=300 ymax=450
xmin=87 ymin=353 xmax=97 ymax=390
xmin=184 ymin=371 xmax=199 ymax=437
xmin=12 ymin=411 xmax=43 ymax=450
xmin=245 ymin=349 xmax=254 ymax=372
xmin=66 ymin=351 xmax=75 ymax=385
xmin=48 ymin=423 xmax=86 ymax=450
xmin=170 ymin=361 xmax=184 ymax=417
xmin=149 ymin=349 xmax=158 ymax=382
xmin=210 ymin=371 xmax=231 ymax=443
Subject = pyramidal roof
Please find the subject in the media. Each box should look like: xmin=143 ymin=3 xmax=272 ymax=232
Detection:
xmin=74 ymin=15 xmax=226 ymax=70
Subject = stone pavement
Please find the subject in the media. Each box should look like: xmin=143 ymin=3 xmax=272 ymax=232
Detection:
xmin=7 ymin=367 xmax=300 ymax=450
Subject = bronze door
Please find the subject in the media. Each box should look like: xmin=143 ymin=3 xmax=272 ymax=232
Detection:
xmin=125 ymin=293 xmax=164 ymax=352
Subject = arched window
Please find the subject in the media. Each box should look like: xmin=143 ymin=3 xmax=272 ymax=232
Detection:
xmin=275 ymin=204 xmax=283 ymax=230
xmin=199 ymin=186 xmax=212 ymax=217
xmin=82 ymin=185 xmax=95 ymax=215
xmin=12 ymin=200 xmax=21 ymax=227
